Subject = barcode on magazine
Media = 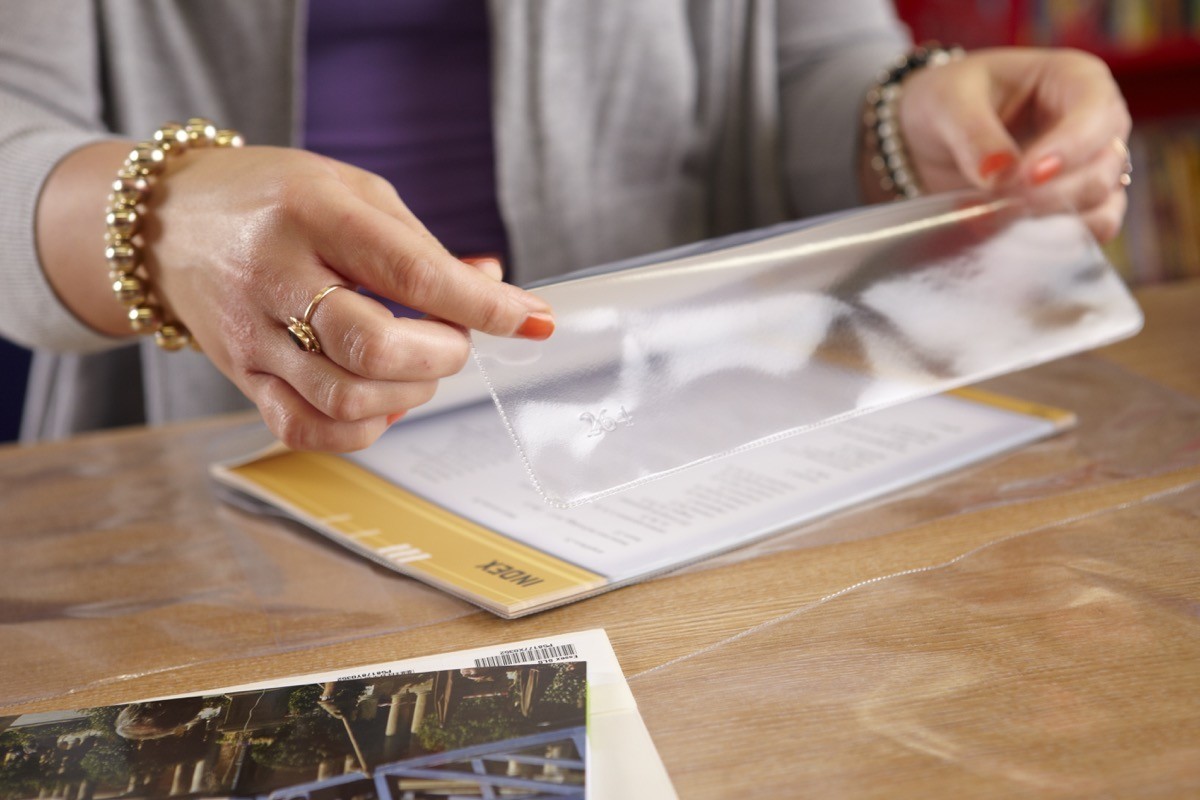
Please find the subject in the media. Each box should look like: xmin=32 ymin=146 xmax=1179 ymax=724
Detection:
xmin=474 ymin=643 xmax=577 ymax=668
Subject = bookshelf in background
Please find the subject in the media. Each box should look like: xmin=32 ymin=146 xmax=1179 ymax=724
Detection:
xmin=893 ymin=0 xmax=1200 ymax=285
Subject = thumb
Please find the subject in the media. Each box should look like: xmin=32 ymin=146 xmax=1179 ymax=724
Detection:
xmin=919 ymin=74 xmax=1021 ymax=189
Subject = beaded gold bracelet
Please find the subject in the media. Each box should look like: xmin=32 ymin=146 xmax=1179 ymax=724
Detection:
xmin=863 ymin=43 xmax=964 ymax=200
xmin=104 ymin=118 xmax=243 ymax=351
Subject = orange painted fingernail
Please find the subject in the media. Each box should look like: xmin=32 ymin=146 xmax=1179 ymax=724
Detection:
xmin=517 ymin=311 xmax=555 ymax=341
xmin=1030 ymin=154 xmax=1064 ymax=185
xmin=979 ymin=151 xmax=1017 ymax=182
xmin=386 ymin=411 xmax=407 ymax=426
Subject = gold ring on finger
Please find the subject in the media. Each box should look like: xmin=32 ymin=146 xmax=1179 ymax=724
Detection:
xmin=287 ymin=284 xmax=346 ymax=354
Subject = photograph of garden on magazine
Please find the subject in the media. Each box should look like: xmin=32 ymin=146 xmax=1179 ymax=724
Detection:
xmin=0 ymin=661 xmax=586 ymax=799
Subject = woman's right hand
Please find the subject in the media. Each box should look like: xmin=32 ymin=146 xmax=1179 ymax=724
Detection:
xmin=39 ymin=142 xmax=553 ymax=451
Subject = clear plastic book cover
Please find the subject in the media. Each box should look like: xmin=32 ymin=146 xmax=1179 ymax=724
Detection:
xmin=472 ymin=191 xmax=1144 ymax=507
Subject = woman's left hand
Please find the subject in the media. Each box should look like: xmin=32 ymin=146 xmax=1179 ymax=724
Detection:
xmin=893 ymin=47 xmax=1132 ymax=242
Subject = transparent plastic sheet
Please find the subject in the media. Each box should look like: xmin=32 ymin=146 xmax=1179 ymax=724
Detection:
xmin=629 ymin=480 xmax=1200 ymax=798
xmin=676 ymin=354 xmax=1200 ymax=574
xmin=0 ymin=197 xmax=1180 ymax=719
xmin=472 ymin=191 xmax=1143 ymax=507
xmin=0 ymin=418 xmax=475 ymax=708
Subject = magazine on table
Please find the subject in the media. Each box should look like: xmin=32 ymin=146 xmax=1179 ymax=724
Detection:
xmin=0 ymin=629 xmax=674 ymax=800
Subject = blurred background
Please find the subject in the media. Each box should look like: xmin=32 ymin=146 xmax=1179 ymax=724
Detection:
xmin=895 ymin=0 xmax=1200 ymax=284
xmin=2 ymin=0 xmax=1196 ymax=443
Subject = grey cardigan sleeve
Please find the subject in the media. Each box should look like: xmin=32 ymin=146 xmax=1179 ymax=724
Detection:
xmin=777 ymin=0 xmax=910 ymax=217
xmin=0 ymin=3 xmax=123 ymax=353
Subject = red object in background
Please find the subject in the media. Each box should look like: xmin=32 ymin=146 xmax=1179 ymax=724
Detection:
xmin=892 ymin=0 xmax=1200 ymax=119
xmin=892 ymin=0 xmax=1025 ymax=51
xmin=1105 ymin=40 xmax=1200 ymax=118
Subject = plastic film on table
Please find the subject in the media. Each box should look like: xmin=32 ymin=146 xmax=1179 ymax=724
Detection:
xmin=0 ymin=420 xmax=478 ymax=710
xmin=628 ymin=479 xmax=1200 ymax=797
xmin=471 ymin=190 xmax=1144 ymax=507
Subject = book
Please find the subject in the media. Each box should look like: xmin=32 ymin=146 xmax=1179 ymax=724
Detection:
xmin=211 ymin=189 xmax=1141 ymax=615
xmin=212 ymin=373 xmax=1075 ymax=618
xmin=0 ymin=629 xmax=673 ymax=800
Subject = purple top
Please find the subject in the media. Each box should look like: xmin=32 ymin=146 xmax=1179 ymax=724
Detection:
xmin=304 ymin=0 xmax=509 ymax=261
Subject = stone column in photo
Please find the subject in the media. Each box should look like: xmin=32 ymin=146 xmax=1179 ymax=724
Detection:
xmin=169 ymin=762 xmax=186 ymax=795
xmin=540 ymin=745 xmax=564 ymax=781
xmin=384 ymin=691 xmax=414 ymax=762
xmin=189 ymin=759 xmax=208 ymax=794
xmin=410 ymin=687 xmax=431 ymax=733
xmin=385 ymin=691 xmax=406 ymax=737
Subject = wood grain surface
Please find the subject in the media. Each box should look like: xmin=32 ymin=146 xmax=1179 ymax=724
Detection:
xmin=2 ymin=281 xmax=1198 ymax=797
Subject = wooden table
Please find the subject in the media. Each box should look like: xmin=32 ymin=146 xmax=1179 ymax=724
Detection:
xmin=3 ymin=281 xmax=1198 ymax=797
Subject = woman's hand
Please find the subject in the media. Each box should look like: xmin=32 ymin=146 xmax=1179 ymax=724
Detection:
xmin=893 ymin=48 xmax=1132 ymax=242
xmin=39 ymin=142 xmax=552 ymax=452
xmin=145 ymin=146 xmax=553 ymax=451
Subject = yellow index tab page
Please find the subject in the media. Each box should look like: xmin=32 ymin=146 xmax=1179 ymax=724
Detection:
xmin=224 ymin=451 xmax=606 ymax=616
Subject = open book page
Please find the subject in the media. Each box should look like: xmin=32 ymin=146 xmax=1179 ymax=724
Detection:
xmin=0 ymin=630 xmax=672 ymax=800
xmin=347 ymin=390 xmax=1071 ymax=582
